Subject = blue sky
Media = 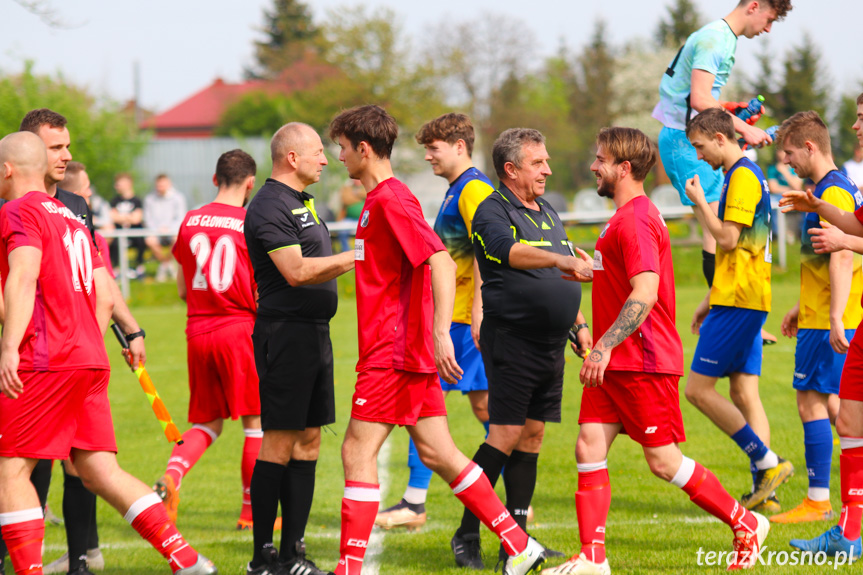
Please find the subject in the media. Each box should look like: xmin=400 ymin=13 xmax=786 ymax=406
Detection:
xmin=3 ymin=0 xmax=859 ymax=111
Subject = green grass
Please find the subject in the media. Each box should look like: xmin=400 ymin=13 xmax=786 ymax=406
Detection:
xmin=40 ymin=243 xmax=831 ymax=574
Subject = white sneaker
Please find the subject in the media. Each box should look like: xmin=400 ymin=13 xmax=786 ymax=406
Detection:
xmin=502 ymin=536 xmax=546 ymax=575
xmin=44 ymin=549 xmax=105 ymax=574
xmin=175 ymin=554 xmax=218 ymax=575
xmin=728 ymin=511 xmax=770 ymax=570
xmin=545 ymin=553 xmax=611 ymax=575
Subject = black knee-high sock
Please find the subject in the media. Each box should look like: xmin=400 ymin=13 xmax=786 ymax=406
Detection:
xmin=87 ymin=495 xmax=99 ymax=550
xmin=280 ymin=459 xmax=317 ymax=560
xmin=456 ymin=443 xmax=510 ymax=537
xmin=702 ymin=250 xmax=715 ymax=287
xmin=250 ymin=460 xmax=287 ymax=567
xmin=63 ymin=469 xmax=95 ymax=571
xmin=502 ymin=450 xmax=539 ymax=533
xmin=31 ymin=459 xmax=53 ymax=511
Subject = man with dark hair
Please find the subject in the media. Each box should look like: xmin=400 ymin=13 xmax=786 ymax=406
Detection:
xmin=654 ymin=0 xmax=792 ymax=287
xmin=328 ymin=105 xmax=550 ymax=575
xmin=778 ymin=92 xmax=863 ymax=559
xmin=0 ymin=131 xmax=217 ymax=575
xmin=546 ymin=126 xmax=770 ymax=574
xmin=153 ymin=149 xmax=263 ymax=531
xmin=770 ymin=112 xmax=862 ymax=524
xmin=374 ymin=113 xmax=494 ymax=532
xmin=684 ymin=108 xmax=793 ymax=511
xmin=109 ymin=173 xmax=146 ymax=276
xmin=452 ymin=127 xmax=590 ymax=569
xmin=244 ymin=123 xmax=354 ymax=575
xmin=20 ymin=108 xmax=149 ymax=575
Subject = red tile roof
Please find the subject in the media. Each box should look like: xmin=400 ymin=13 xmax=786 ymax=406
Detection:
xmin=142 ymin=58 xmax=339 ymax=139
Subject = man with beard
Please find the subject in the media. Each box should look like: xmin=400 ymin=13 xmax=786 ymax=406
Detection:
xmin=684 ymin=107 xmax=793 ymax=511
xmin=547 ymin=126 xmax=770 ymax=575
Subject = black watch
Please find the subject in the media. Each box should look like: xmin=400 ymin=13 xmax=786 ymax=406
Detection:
xmin=575 ymin=323 xmax=590 ymax=332
xmin=125 ymin=329 xmax=146 ymax=342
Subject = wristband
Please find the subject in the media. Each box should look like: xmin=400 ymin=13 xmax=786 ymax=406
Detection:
xmin=575 ymin=323 xmax=589 ymax=332
xmin=125 ymin=329 xmax=146 ymax=342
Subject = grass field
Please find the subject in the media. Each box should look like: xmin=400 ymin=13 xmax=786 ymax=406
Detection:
xmin=36 ymin=244 xmax=845 ymax=575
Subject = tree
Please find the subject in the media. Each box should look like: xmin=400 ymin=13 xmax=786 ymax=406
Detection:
xmin=777 ymin=34 xmax=830 ymax=120
xmin=247 ymin=0 xmax=320 ymax=79
xmin=0 ymin=63 xmax=146 ymax=199
xmin=748 ymin=40 xmax=782 ymax=120
xmin=215 ymin=91 xmax=297 ymax=137
xmin=655 ymin=0 xmax=703 ymax=48
xmin=318 ymin=6 xmax=445 ymax=130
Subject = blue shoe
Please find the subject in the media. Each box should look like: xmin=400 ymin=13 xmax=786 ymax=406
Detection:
xmin=790 ymin=525 xmax=862 ymax=561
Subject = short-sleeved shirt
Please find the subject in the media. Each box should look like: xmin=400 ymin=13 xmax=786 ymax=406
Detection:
xmin=110 ymin=194 xmax=143 ymax=229
xmin=592 ymin=195 xmax=683 ymax=375
xmin=0 ymin=191 xmax=108 ymax=371
xmin=354 ymin=177 xmax=445 ymax=373
xmin=432 ymin=167 xmax=494 ymax=325
xmin=653 ymin=19 xmax=738 ymax=131
xmin=472 ymin=184 xmax=581 ymax=336
xmin=244 ymin=178 xmax=337 ymax=321
xmin=711 ymin=157 xmax=772 ymax=311
xmin=56 ymin=188 xmax=94 ymax=239
xmin=174 ymin=202 xmax=257 ymax=338
xmin=843 ymin=159 xmax=863 ymax=190
xmin=95 ymin=232 xmax=114 ymax=278
xmin=800 ymin=170 xmax=863 ymax=330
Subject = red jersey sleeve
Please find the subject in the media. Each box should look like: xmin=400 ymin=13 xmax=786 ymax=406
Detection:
xmin=95 ymin=233 xmax=112 ymax=277
xmin=3 ymin=199 xmax=45 ymax=254
xmin=384 ymin=188 xmax=445 ymax=268
xmin=618 ymin=197 xmax=661 ymax=280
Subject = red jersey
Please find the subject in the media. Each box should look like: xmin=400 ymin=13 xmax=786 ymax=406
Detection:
xmin=0 ymin=191 xmax=108 ymax=371
xmin=354 ymin=178 xmax=446 ymax=373
xmin=95 ymin=232 xmax=114 ymax=278
xmin=591 ymin=195 xmax=683 ymax=375
xmin=172 ymin=202 xmax=257 ymax=338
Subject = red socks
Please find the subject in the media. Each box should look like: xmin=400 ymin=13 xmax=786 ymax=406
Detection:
xmin=125 ymin=493 xmax=199 ymax=573
xmin=839 ymin=445 xmax=863 ymax=540
xmin=576 ymin=466 xmax=611 ymax=564
xmin=240 ymin=429 xmax=263 ymax=522
xmin=450 ymin=462 xmax=529 ymax=556
xmin=166 ymin=426 xmax=217 ymax=489
xmin=0 ymin=509 xmax=43 ymax=575
xmin=681 ymin=461 xmax=757 ymax=533
xmin=335 ymin=481 xmax=379 ymax=575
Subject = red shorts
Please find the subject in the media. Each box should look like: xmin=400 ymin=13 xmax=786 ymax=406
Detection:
xmin=72 ymin=370 xmax=116 ymax=452
xmin=188 ymin=320 xmax=260 ymax=423
xmin=351 ymin=368 xmax=446 ymax=426
xmin=579 ymin=370 xmax=686 ymax=447
xmin=840 ymin=330 xmax=863 ymax=402
xmin=0 ymin=369 xmax=109 ymax=459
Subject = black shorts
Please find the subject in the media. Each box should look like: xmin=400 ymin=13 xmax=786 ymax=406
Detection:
xmin=481 ymin=319 xmax=566 ymax=425
xmin=252 ymin=319 xmax=336 ymax=431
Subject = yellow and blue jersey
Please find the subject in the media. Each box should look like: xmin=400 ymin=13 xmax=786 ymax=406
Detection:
xmin=433 ymin=167 xmax=494 ymax=325
xmin=711 ymin=157 xmax=772 ymax=312
xmin=799 ymin=170 xmax=863 ymax=330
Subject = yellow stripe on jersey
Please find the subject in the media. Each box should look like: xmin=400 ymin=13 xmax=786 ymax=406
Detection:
xmin=458 ymin=180 xmax=493 ymax=237
xmin=799 ymin=185 xmax=863 ymax=329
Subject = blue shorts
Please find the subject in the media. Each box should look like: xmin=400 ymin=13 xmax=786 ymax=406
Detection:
xmin=440 ymin=322 xmax=488 ymax=394
xmin=691 ymin=306 xmax=767 ymax=377
xmin=658 ymin=127 xmax=723 ymax=207
xmin=794 ymin=328 xmax=855 ymax=394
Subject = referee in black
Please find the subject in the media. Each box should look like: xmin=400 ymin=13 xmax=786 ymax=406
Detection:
xmin=450 ymin=128 xmax=592 ymax=569
xmin=244 ymin=122 xmax=354 ymax=575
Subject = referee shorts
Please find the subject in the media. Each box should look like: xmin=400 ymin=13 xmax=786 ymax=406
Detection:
xmin=252 ymin=319 xmax=335 ymax=431
xmin=481 ymin=320 xmax=566 ymax=425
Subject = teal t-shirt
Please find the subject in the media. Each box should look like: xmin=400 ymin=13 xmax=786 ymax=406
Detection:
xmin=653 ymin=19 xmax=738 ymax=131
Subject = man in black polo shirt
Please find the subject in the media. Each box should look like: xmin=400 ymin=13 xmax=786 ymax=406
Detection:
xmin=451 ymin=128 xmax=592 ymax=568
xmin=244 ymin=122 xmax=354 ymax=575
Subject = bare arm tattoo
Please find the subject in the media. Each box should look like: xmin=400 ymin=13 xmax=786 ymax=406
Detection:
xmin=595 ymin=297 xmax=650 ymax=352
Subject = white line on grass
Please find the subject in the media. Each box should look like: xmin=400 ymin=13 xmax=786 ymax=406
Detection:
xmin=364 ymin=434 xmax=391 ymax=574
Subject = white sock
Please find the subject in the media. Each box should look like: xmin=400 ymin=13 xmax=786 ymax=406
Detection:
xmin=808 ymin=487 xmax=830 ymax=502
xmin=403 ymin=486 xmax=427 ymax=505
xmin=669 ymin=456 xmax=696 ymax=488
xmin=754 ymin=450 xmax=779 ymax=470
